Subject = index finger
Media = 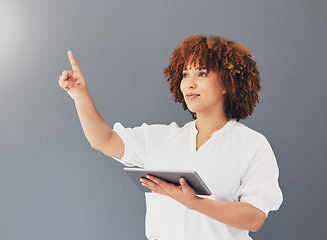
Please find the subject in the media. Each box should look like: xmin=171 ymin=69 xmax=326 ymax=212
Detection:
xmin=146 ymin=175 xmax=170 ymax=187
xmin=68 ymin=50 xmax=81 ymax=72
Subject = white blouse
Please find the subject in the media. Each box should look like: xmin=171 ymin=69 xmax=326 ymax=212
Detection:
xmin=112 ymin=119 xmax=283 ymax=240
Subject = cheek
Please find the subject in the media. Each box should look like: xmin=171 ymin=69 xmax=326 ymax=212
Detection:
xmin=205 ymin=84 xmax=224 ymax=100
xmin=180 ymin=81 xmax=185 ymax=94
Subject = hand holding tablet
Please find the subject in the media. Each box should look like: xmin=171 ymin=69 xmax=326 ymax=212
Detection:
xmin=124 ymin=168 xmax=212 ymax=196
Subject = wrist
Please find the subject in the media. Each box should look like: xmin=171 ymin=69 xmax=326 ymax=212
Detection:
xmin=74 ymin=93 xmax=92 ymax=104
xmin=188 ymin=196 xmax=202 ymax=210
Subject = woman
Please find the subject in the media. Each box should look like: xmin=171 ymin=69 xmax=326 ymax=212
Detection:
xmin=58 ymin=35 xmax=283 ymax=240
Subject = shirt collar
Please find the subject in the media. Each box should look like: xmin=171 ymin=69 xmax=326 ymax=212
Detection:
xmin=192 ymin=118 xmax=237 ymax=138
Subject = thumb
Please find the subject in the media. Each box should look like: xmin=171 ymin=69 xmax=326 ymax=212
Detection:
xmin=180 ymin=178 xmax=192 ymax=191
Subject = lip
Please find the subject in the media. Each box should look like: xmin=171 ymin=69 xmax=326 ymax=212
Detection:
xmin=186 ymin=93 xmax=200 ymax=99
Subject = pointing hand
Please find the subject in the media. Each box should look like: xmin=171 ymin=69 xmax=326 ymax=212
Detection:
xmin=58 ymin=51 xmax=89 ymax=101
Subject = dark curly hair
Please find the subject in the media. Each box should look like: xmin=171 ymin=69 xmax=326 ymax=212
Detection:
xmin=163 ymin=35 xmax=261 ymax=122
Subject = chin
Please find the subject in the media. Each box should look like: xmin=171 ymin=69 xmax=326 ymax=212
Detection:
xmin=187 ymin=107 xmax=200 ymax=114
xmin=185 ymin=103 xmax=206 ymax=114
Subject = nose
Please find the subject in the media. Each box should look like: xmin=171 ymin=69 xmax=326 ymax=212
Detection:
xmin=185 ymin=75 xmax=197 ymax=89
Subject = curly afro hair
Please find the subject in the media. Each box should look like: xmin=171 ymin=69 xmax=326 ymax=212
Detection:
xmin=163 ymin=35 xmax=261 ymax=122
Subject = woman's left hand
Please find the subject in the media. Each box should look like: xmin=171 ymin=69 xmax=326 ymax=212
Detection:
xmin=140 ymin=175 xmax=198 ymax=209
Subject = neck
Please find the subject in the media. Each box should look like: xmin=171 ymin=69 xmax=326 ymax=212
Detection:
xmin=195 ymin=111 xmax=230 ymax=136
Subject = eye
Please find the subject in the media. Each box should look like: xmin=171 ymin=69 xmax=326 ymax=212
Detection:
xmin=182 ymin=73 xmax=188 ymax=78
xmin=199 ymin=72 xmax=207 ymax=77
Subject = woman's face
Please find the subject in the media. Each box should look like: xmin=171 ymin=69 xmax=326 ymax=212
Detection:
xmin=180 ymin=62 xmax=225 ymax=115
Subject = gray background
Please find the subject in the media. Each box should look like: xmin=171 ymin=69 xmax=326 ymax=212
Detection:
xmin=1 ymin=0 xmax=326 ymax=239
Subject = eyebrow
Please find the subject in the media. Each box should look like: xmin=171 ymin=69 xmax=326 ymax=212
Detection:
xmin=182 ymin=67 xmax=208 ymax=71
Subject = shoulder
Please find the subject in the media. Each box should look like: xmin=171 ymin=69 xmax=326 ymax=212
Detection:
xmin=142 ymin=120 xmax=193 ymax=138
xmin=140 ymin=120 xmax=193 ymax=131
xmin=230 ymin=122 xmax=278 ymax=175
xmin=134 ymin=121 xmax=181 ymax=134
xmin=229 ymin=121 xmax=271 ymax=149
xmin=113 ymin=120 xmax=192 ymax=141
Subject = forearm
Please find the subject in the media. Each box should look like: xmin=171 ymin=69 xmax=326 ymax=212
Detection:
xmin=74 ymin=95 xmax=112 ymax=150
xmin=189 ymin=197 xmax=266 ymax=232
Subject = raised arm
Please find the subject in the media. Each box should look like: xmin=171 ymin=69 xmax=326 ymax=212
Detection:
xmin=58 ymin=51 xmax=124 ymax=159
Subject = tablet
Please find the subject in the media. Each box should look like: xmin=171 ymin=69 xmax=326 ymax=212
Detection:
xmin=124 ymin=168 xmax=212 ymax=196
